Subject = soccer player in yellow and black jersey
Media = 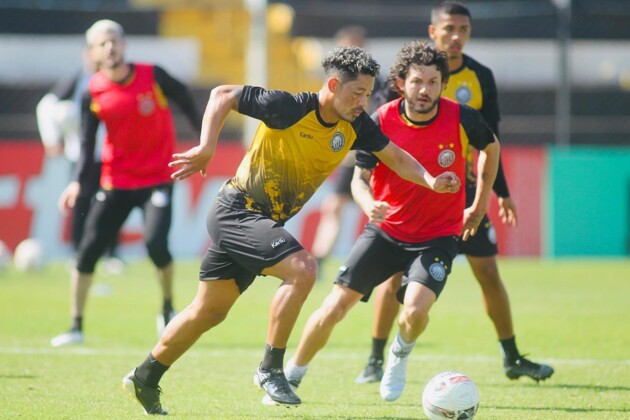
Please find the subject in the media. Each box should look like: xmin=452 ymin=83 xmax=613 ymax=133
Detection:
xmin=122 ymin=46 xmax=461 ymax=414
xmin=356 ymin=1 xmax=554 ymax=385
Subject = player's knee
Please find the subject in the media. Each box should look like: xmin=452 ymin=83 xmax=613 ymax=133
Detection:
xmin=401 ymin=304 xmax=430 ymax=330
xmin=295 ymin=272 xmax=316 ymax=298
xmin=319 ymin=300 xmax=348 ymax=326
xmin=191 ymin=306 xmax=229 ymax=331
xmin=293 ymin=261 xmax=318 ymax=293
xmin=146 ymin=240 xmax=171 ymax=267
xmin=475 ymin=260 xmax=501 ymax=285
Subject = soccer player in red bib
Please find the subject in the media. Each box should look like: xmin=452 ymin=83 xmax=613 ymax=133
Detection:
xmin=122 ymin=45 xmax=460 ymax=414
xmin=357 ymin=1 xmax=554 ymax=385
xmin=282 ymin=41 xmax=499 ymax=403
xmin=51 ymin=20 xmax=202 ymax=348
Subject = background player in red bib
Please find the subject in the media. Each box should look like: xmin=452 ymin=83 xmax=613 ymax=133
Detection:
xmin=51 ymin=19 xmax=202 ymax=348
xmin=356 ymin=1 xmax=554 ymax=384
xmin=282 ymin=41 xmax=499 ymax=403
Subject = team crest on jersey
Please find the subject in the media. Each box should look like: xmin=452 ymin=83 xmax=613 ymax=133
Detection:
xmin=438 ymin=149 xmax=456 ymax=167
xmin=138 ymin=93 xmax=156 ymax=116
xmin=330 ymin=132 xmax=345 ymax=152
xmin=429 ymin=262 xmax=446 ymax=282
xmin=455 ymin=85 xmax=472 ymax=104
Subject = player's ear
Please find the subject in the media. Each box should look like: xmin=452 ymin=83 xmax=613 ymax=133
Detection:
xmin=327 ymin=77 xmax=340 ymax=93
xmin=428 ymin=24 xmax=436 ymax=40
xmin=395 ymin=77 xmax=405 ymax=92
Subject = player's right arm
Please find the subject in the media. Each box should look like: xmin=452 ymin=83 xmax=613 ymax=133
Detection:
xmin=169 ymin=85 xmax=243 ymax=180
xmin=58 ymin=91 xmax=99 ymax=214
xmin=350 ymin=166 xmax=390 ymax=223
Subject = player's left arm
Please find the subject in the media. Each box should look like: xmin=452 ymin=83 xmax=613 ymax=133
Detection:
xmin=461 ymin=106 xmax=500 ymax=240
xmin=154 ymin=65 xmax=203 ymax=135
xmin=479 ymin=66 xmax=516 ymax=226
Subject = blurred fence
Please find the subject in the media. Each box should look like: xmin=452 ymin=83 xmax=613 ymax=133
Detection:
xmin=0 ymin=0 xmax=629 ymax=145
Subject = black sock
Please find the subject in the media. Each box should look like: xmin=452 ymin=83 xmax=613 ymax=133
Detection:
xmin=499 ymin=336 xmax=520 ymax=363
xmin=162 ymin=299 xmax=173 ymax=314
xmin=259 ymin=343 xmax=286 ymax=370
xmin=135 ymin=353 xmax=170 ymax=388
xmin=71 ymin=316 xmax=82 ymax=332
xmin=370 ymin=337 xmax=387 ymax=362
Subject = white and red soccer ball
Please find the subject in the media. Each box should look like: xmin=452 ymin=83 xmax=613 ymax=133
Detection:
xmin=422 ymin=371 xmax=479 ymax=419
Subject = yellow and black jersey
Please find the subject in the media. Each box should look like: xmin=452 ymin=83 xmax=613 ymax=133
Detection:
xmin=443 ymin=54 xmax=499 ymax=135
xmin=222 ymin=85 xmax=389 ymax=223
xmin=444 ymin=54 xmax=508 ymax=198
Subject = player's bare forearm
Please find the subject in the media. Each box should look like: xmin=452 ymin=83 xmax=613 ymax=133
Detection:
xmin=462 ymin=140 xmax=500 ymax=240
xmin=374 ymin=142 xmax=432 ymax=189
xmin=351 ymin=166 xmax=390 ymax=223
xmin=474 ymin=139 xmax=500 ymax=211
xmin=169 ymin=85 xmax=242 ymax=180
xmin=374 ymin=142 xmax=460 ymax=193
xmin=351 ymin=166 xmax=376 ymax=216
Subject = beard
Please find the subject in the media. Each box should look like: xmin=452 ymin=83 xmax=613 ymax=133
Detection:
xmin=410 ymin=96 xmax=440 ymax=114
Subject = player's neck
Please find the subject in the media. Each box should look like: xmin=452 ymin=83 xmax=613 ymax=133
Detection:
xmin=449 ymin=55 xmax=464 ymax=73
xmin=106 ymin=63 xmax=132 ymax=84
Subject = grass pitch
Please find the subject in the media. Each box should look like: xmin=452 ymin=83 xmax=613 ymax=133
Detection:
xmin=0 ymin=257 xmax=629 ymax=419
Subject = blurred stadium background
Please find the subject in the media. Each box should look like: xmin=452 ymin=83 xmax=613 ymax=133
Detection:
xmin=1 ymin=0 xmax=629 ymax=260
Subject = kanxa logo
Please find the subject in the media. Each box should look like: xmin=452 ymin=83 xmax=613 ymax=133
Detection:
xmin=271 ymin=237 xmax=286 ymax=248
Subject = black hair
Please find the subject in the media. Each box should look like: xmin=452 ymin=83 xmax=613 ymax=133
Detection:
xmin=388 ymin=41 xmax=449 ymax=95
xmin=431 ymin=1 xmax=472 ymax=24
xmin=322 ymin=46 xmax=380 ymax=84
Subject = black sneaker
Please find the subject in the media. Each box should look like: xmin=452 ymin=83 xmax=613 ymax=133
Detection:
xmin=504 ymin=356 xmax=554 ymax=382
xmin=254 ymin=367 xmax=301 ymax=406
xmin=122 ymin=370 xmax=167 ymax=415
xmin=355 ymin=357 xmax=384 ymax=384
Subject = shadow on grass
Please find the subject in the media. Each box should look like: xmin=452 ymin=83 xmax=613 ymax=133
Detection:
xmin=492 ymin=405 xmax=630 ymax=414
xmin=482 ymin=381 xmax=630 ymax=392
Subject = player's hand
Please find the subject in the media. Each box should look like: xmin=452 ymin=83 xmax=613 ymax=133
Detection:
xmin=498 ymin=196 xmax=518 ymax=227
xmin=431 ymin=172 xmax=460 ymax=194
xmin=58 ymin=181 xmax=81 ymax=215
xmin=368 ymin=200 xmax=390 ymax=223
xmin=44 ymin=143 xmax=64 ymax=157
xmin=461 ymin=206 xmax=484 ymax=241
xmin=169 ymin=145 xmax=214 ymax=180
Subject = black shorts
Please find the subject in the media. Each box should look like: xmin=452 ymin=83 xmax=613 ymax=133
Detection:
xmin=199 ymin=184 xmax=303 ymax=294
xmin=457 ymin=214 xmax=498 ymax=257
xmin=77 ymin=183 xmax=173 ymax=272
xmin=332 ymin=164 xmax=354 ymax=196
xmin=334 ymin=224 xmax=458 ymax=303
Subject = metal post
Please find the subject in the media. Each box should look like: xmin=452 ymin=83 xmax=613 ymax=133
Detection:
xmin=243 ymin=0 xmax=268 ymax=148
xmin=554 ymin=0 xmax=572 ymax=147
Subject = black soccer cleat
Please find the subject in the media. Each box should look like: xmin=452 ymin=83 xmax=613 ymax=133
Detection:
xmin=122 ymin=370 xmax=168 ymax=415
xmin=355 ymin=356 xmax=384 ymax=384
xmin=254 ymin=367 xmax=301 ymax=406
xmin=504 ymin=356 xmax=554 ymax=382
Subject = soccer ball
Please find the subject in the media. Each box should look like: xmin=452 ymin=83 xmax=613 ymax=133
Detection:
xmin=0 ymin=240 xmax=12 ymax=271
xmin=13 ymin=238 xmax=45 ymax=272
xmin=422 ymin=371 xmax=479 ymax=420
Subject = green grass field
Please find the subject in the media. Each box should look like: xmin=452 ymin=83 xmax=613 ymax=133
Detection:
xmin=1 ymin=257 xmax=629 ymax=419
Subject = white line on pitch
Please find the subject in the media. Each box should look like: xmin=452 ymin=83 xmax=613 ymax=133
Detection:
xmin=0 ymin=347 xmax=628 ymax=366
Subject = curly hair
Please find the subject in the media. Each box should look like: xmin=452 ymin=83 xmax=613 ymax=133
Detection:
xmin=388 ymin=41 xmax=449 ymax=96
xmin=322 ymin=46 xmax=380 ymax=84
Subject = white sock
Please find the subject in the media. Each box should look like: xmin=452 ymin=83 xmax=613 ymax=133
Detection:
xmin=285 ymin=358 xmax=308 ymax=382
xmin=392 ymin=333 xmax=416 ymax=358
